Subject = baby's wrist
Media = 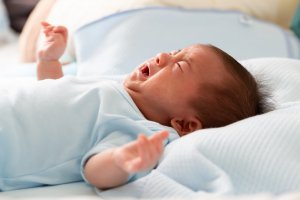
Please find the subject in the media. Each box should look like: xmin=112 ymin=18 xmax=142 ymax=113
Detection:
xmin=112 ymin=148 xmax=133 ymax=174
xmin=37 ymin=59 xmax=60 ymax=65
xmin=37 ymin=50 xmax=62 ymax=63
xmin=37 ymin=59 xmax=63 ymax=80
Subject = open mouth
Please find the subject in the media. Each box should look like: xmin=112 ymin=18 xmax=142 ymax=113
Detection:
xmin=140 ymin=64 xmax=150 ymax=78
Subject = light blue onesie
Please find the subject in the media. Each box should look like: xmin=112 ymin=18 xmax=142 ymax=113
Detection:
xmin=0 ymin=76 xmax=178 ymax=191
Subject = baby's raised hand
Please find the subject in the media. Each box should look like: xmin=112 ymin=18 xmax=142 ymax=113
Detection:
xmin=113 ymin=131 xmax=169 ymax=173
xmin=37 ymin=22 xmax=68 ymax=61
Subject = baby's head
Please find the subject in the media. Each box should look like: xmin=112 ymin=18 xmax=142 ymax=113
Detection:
xmin=124 ymin=44 xmax=264 ymax=136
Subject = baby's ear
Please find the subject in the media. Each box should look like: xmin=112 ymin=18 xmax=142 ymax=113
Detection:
xmin=170 ymin=117 xmax=202 ymax=137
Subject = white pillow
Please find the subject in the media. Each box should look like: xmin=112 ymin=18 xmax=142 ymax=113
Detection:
xmin=241 ymin=58 xmax=300 ymax=105
xmin=98 ymin=58 xmax=300 ymax=198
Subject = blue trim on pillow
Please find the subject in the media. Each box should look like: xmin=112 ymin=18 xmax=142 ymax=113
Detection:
xmin=77 ymin=6 xmax=289 ymax=31
xmin=77 ymin=7 xmax=240 ymax=31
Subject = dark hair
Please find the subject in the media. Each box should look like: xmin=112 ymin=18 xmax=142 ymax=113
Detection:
xmin=191 ymin=44 xmax=271 ymax=128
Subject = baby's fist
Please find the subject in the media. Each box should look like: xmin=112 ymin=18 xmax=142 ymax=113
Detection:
xmin=37 ymin=22 xmax=68 ymax=62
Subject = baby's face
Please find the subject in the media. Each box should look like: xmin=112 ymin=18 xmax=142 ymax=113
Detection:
xmin=124 ymin=44 xmax=227 ymax=126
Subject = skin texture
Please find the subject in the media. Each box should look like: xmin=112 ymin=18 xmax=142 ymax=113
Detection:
xmin=84 ymin=130 xmax=169 ymax=189
xmin=37 ymin=23 xmax=227 ymax=190
xmin=124 ymin=44 xmax=228 ymax=135
xmin=37 ymin=22 xmax=66 ymax=80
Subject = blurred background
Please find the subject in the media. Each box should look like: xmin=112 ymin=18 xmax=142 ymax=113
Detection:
xmin=0 ymin=0 xmax=299 ymax=76
xmin=3 ymin=0 xmax=39 ymax=33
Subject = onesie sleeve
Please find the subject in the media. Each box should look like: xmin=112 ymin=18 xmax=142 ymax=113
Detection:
xmin=80 ymin=130 xmax=136 ymax=184
xmin=80 ymin=116 xmax=180 ymax=186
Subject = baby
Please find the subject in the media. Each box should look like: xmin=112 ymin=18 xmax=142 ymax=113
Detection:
xmin=0 ymin=22 xmax=264 ymax=191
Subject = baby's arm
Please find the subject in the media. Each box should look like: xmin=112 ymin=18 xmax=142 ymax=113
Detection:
xmin=84 ymin=130 xmax=169 ymax=189
xmin=37 ymin=22 xmax=68 ymax=80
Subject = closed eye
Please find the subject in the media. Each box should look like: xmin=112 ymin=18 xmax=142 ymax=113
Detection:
xmin=176 ymin=62 xmax=183 ymax=72
xmin=170 ymin=49 xmax=181 ymax=56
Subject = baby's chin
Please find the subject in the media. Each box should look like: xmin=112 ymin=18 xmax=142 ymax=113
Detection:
xmin=122 ymin=72 xmax=138 ymax=91
xmin=123 ymin=76 xmax=131 ymax=88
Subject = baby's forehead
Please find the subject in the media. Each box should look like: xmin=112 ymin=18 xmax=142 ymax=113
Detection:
xmin=179 ymin=44 xmax=199 ymax=53
xmin=190 ymin=47 xmax=231 ymax=82
xmin=182 ymin=45 xmax=219 ymax=65
xmin=182 ymin=45 xmax=211 ymax=60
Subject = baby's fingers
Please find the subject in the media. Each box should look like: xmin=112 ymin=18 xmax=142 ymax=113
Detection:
xmin=139 ymin=134 xmax=163 ymax=160
xmin=41 ymin=22 xmax=53 ymax=31
xmin=41 ymin=21 xmax=51 ymax=27
xmin=53 ymin=26 xmax=68 ymax=42
xmin=53 ymin=26 xmax=67 ymax=33
xmin=41 ymin=23 xmax=54 ymax=37
xmin=150 ymin=131 xmax=169 ymax=155
xmin=158 ymin=130 xmax=169 ymax=140
xmin=150 ymin=131 xmax=169 ymax=145
xmin=119 ymin=135 xmax=147 ymax=172
xmin=137 ymin=134 xmax=151 ymax=161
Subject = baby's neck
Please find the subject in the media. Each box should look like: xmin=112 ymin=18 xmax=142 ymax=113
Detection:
xmin=125 ymin=87 xmax=170 ymax=126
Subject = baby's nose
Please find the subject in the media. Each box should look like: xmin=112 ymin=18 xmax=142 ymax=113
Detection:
xmin=155 ymin=52 xmax=171 ymax=67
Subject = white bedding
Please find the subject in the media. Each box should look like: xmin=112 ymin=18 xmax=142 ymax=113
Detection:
xmin=0 ymin=40 xmax=77 ymax=78
xmin=0 ymin=182 xmax=99 ymax=200
xmin=1 ymin=59 xmax=300 ymax=200
xmin=0 ymin=0 xmax=19 ymax=68
xmin=1 ymin=6 xmax=300 ymax=200
xmin=0 ymin=42 xmax=19 ymax=66
xmin=1 ymin=184 xmax=300 ymax=200
xmin=93 ymin=58 xmax=300 ymax=199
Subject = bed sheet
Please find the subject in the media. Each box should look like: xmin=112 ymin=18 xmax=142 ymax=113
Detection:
xmin=1 ymin=7 xmax=300 ymax=200
xmin=0 ymin=33 xmax=78 ymax=78
xmin=1 ymin=184 xmax=300 ymax=200
xmin=0 ymin=40 xmax=38 ymax=78
xmin=0 ymin=42 xmax=19 ymax=67
xmin=1 ymin=60 xmax=300 ymax=200
xmin=0 ymin=182 xmax=100 ymax=200
xmin=0 ymin=40 xmax=77 ymax=78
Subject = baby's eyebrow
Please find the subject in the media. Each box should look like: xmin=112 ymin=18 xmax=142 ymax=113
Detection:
xmin=171 ymin=49 xmax=181 ymax=55
xmin=173 ymin=49 xmax=192 ymax=68
xmin=175 ymin=49 xmax=181 ymax=54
